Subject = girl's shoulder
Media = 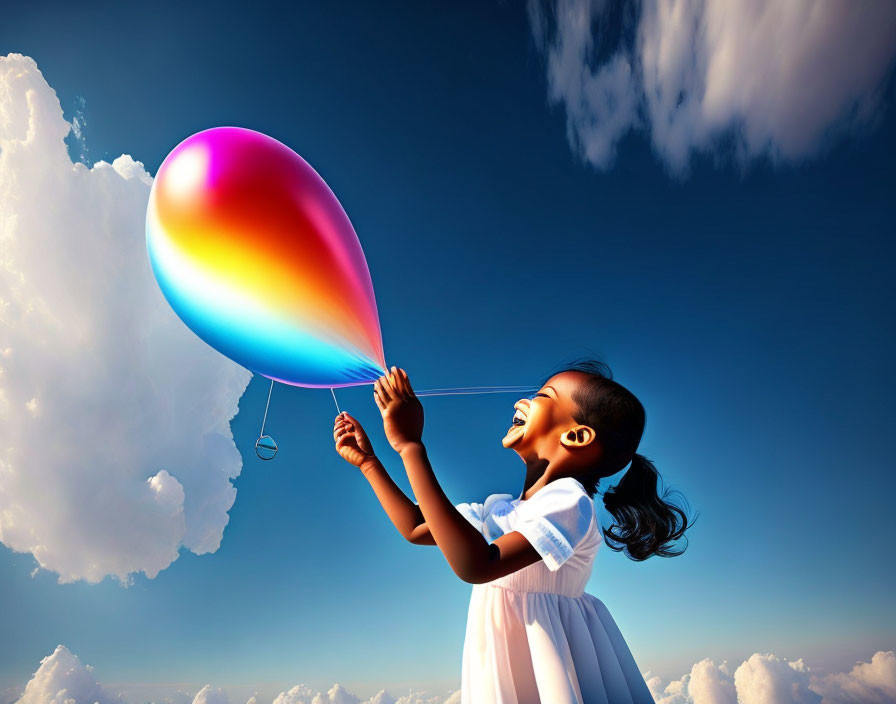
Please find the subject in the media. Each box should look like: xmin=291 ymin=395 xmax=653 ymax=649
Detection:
xmin=518 ymin=476 xmax=594 ymax=520
xmin=515 ymin=477 xmax=599 ymax=570
xmin=458 ymin=478 xmax=594 ymax=526
xmin=460 ymin=477 xmax=591 ymax=516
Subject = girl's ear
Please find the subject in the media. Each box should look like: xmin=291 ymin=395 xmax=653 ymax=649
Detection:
xmin=559 ymin=425 xmax=597 ymax=448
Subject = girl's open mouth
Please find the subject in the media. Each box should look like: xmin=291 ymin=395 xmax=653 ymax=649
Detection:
xmin=503 ymin=400 xmax=530 ymax=448
xmin=509 ymin=399 xmax=530 ymax=428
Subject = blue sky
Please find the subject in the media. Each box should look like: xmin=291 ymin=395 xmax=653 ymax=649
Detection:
xmin=1 ymin=1 xmax=895 ymax=701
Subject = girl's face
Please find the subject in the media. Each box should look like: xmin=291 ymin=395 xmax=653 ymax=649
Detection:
xmin=502 ymin=372 xmax=590 ymax=455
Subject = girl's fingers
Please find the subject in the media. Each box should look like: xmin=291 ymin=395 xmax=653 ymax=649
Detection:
xmin=388 ymin=371 xmax=401 ymax=398
xmin=378 ymin=375 xmax=395 ymax=401
xmin=391 ymin=367 xmax=404 ymax=394
xmin=398 ymin=368 xmax=413 ymax=396
xmin=373 ymin=387 xmax=386 ymax=411
xmin=375 ymin=377 xmax=393 ymax=403
xmin=388 ymin=366 xmax=406 ymax=399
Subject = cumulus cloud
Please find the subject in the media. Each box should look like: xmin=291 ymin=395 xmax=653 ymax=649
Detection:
xmin=10 ymin=645 xmax=895 ymax=704
xmin=360 ymin=694 xmax=393 ymax=704
xmin=0 ymin=53 xmax=252 ymax=583
xmin=811 ymin=650 xmax=896 ymax=704
xmin=393 ymin=692 xmax=457 ymax=704
xmin=734 ymin=654 xmax=819 ymax=704
xmin=271 ymin=687 xmax=317 ymax=704
xmin=647 ymin=650 xmax=896 ymax=704
xmin=14 ymin=645 xmax=124 ymax=704
xmin=268 ymin=685 xmax=455 ymax=704
xmin=271 ymin=685 xmax=360 ymax=704
xmin=527 ymin=0 xmax=896 ymax=172
xmin=192 ymin=687 xmax=230 ymax=704
xmin=646 ymin=657 xmax=737 ymax=704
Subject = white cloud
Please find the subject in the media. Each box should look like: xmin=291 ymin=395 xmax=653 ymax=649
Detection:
xmin=734 ymin=654 xmax=819 ymax=704
xmin=10 ymin=645 xmax=896 ymax=704
xmin=269 ymin=685 xmax=454 ymax=704
xmin=14 ymin=645 xmax=123 ymax=704
xmin=645 ymin=651 xmax=896 ymax=704
xmin=391 ymin=693 xmax=449 ymax=704
xmin=192 ymin=687 xmax=229 ymax=704
xmin=272 ymin=686 xmax=317 ymax=704
xmin=528 ymin=0 xmax=640 ymax=169
xmin=359 ymin=694 xmax=393 ymax=704
xmin=0 ymin=53 xmax=252 ymax=583
xmin=312 ymin=685 xmax=359 ymax=704
xmin=647 ymin=657 xmax=737 ymax=704
xmin=527 ymin=0 xmax=896 ymax=172
xmin=810 ymin=650 xmax=896 ymax=704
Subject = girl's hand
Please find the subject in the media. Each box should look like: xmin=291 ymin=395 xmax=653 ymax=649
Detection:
xmin=334 ymin=412 xmax=376 ymax=468
xmin=374 ymin=366 xmax=424 ymax=454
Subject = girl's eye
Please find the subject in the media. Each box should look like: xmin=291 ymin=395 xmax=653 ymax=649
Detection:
xmin=533 ymin=393 xmax=549 ymax=399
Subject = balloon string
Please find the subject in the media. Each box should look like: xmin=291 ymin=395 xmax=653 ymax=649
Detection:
xmin=330 ymin=387 xmax=342 ymax=414
xmin=324 ymin=383 xmax=536 ymax=410
xmin=415 ymin=387 xmax=537 ymax=397
xmin=259 ymin=378 xmax=274 ymax=438
xmin=359 ymin=378 xmax=539 ymax=396
xmin=415 ymin=385 xmax=537 ymax=391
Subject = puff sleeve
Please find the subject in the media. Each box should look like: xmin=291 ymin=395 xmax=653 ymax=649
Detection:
xmin=455 ymin=500 xmax=486 ymax=534
xmin=513 ymin=478 xmax=595 ymax=571
xmin=455 ymin=493 xmax=516 ymax=540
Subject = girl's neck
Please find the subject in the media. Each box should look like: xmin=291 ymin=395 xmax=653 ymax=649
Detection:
xmin=521 ymin=457 xmax=551 ymax=500
xmin=520 ymin=455 xmax=588 ymax=501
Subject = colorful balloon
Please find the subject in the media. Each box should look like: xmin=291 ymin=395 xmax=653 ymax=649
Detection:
xmin=146 ymin=127 xmax=386 ymax=388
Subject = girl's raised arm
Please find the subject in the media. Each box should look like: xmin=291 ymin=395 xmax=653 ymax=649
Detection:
xmin=334 ymin=412 xmax=435 ymax=545
xmin=360 ymin=454 xmax=436 ymax=546
xmin=374 ymin=368 xmax=544 ymax=583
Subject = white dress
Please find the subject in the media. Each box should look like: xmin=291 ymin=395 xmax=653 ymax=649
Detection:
xmin=454 ymin=477 xmax=655 ymax=704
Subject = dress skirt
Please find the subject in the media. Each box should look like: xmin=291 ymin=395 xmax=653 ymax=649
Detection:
xmin=461 ymin=584 xmax=656 ymax=704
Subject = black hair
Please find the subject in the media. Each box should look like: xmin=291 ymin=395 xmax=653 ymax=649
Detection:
xmin=542 ymin=358 xmax=693 ymax=561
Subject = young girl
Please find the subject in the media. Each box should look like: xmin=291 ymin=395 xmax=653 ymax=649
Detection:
xmin=333 ymin=360 xmax=691 ymax=704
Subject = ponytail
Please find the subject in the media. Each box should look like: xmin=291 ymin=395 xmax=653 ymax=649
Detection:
xmin=543 ymin=357 xmax=694 ymax=561
xmin=601 ymin=453 xmax=691 ymax=561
